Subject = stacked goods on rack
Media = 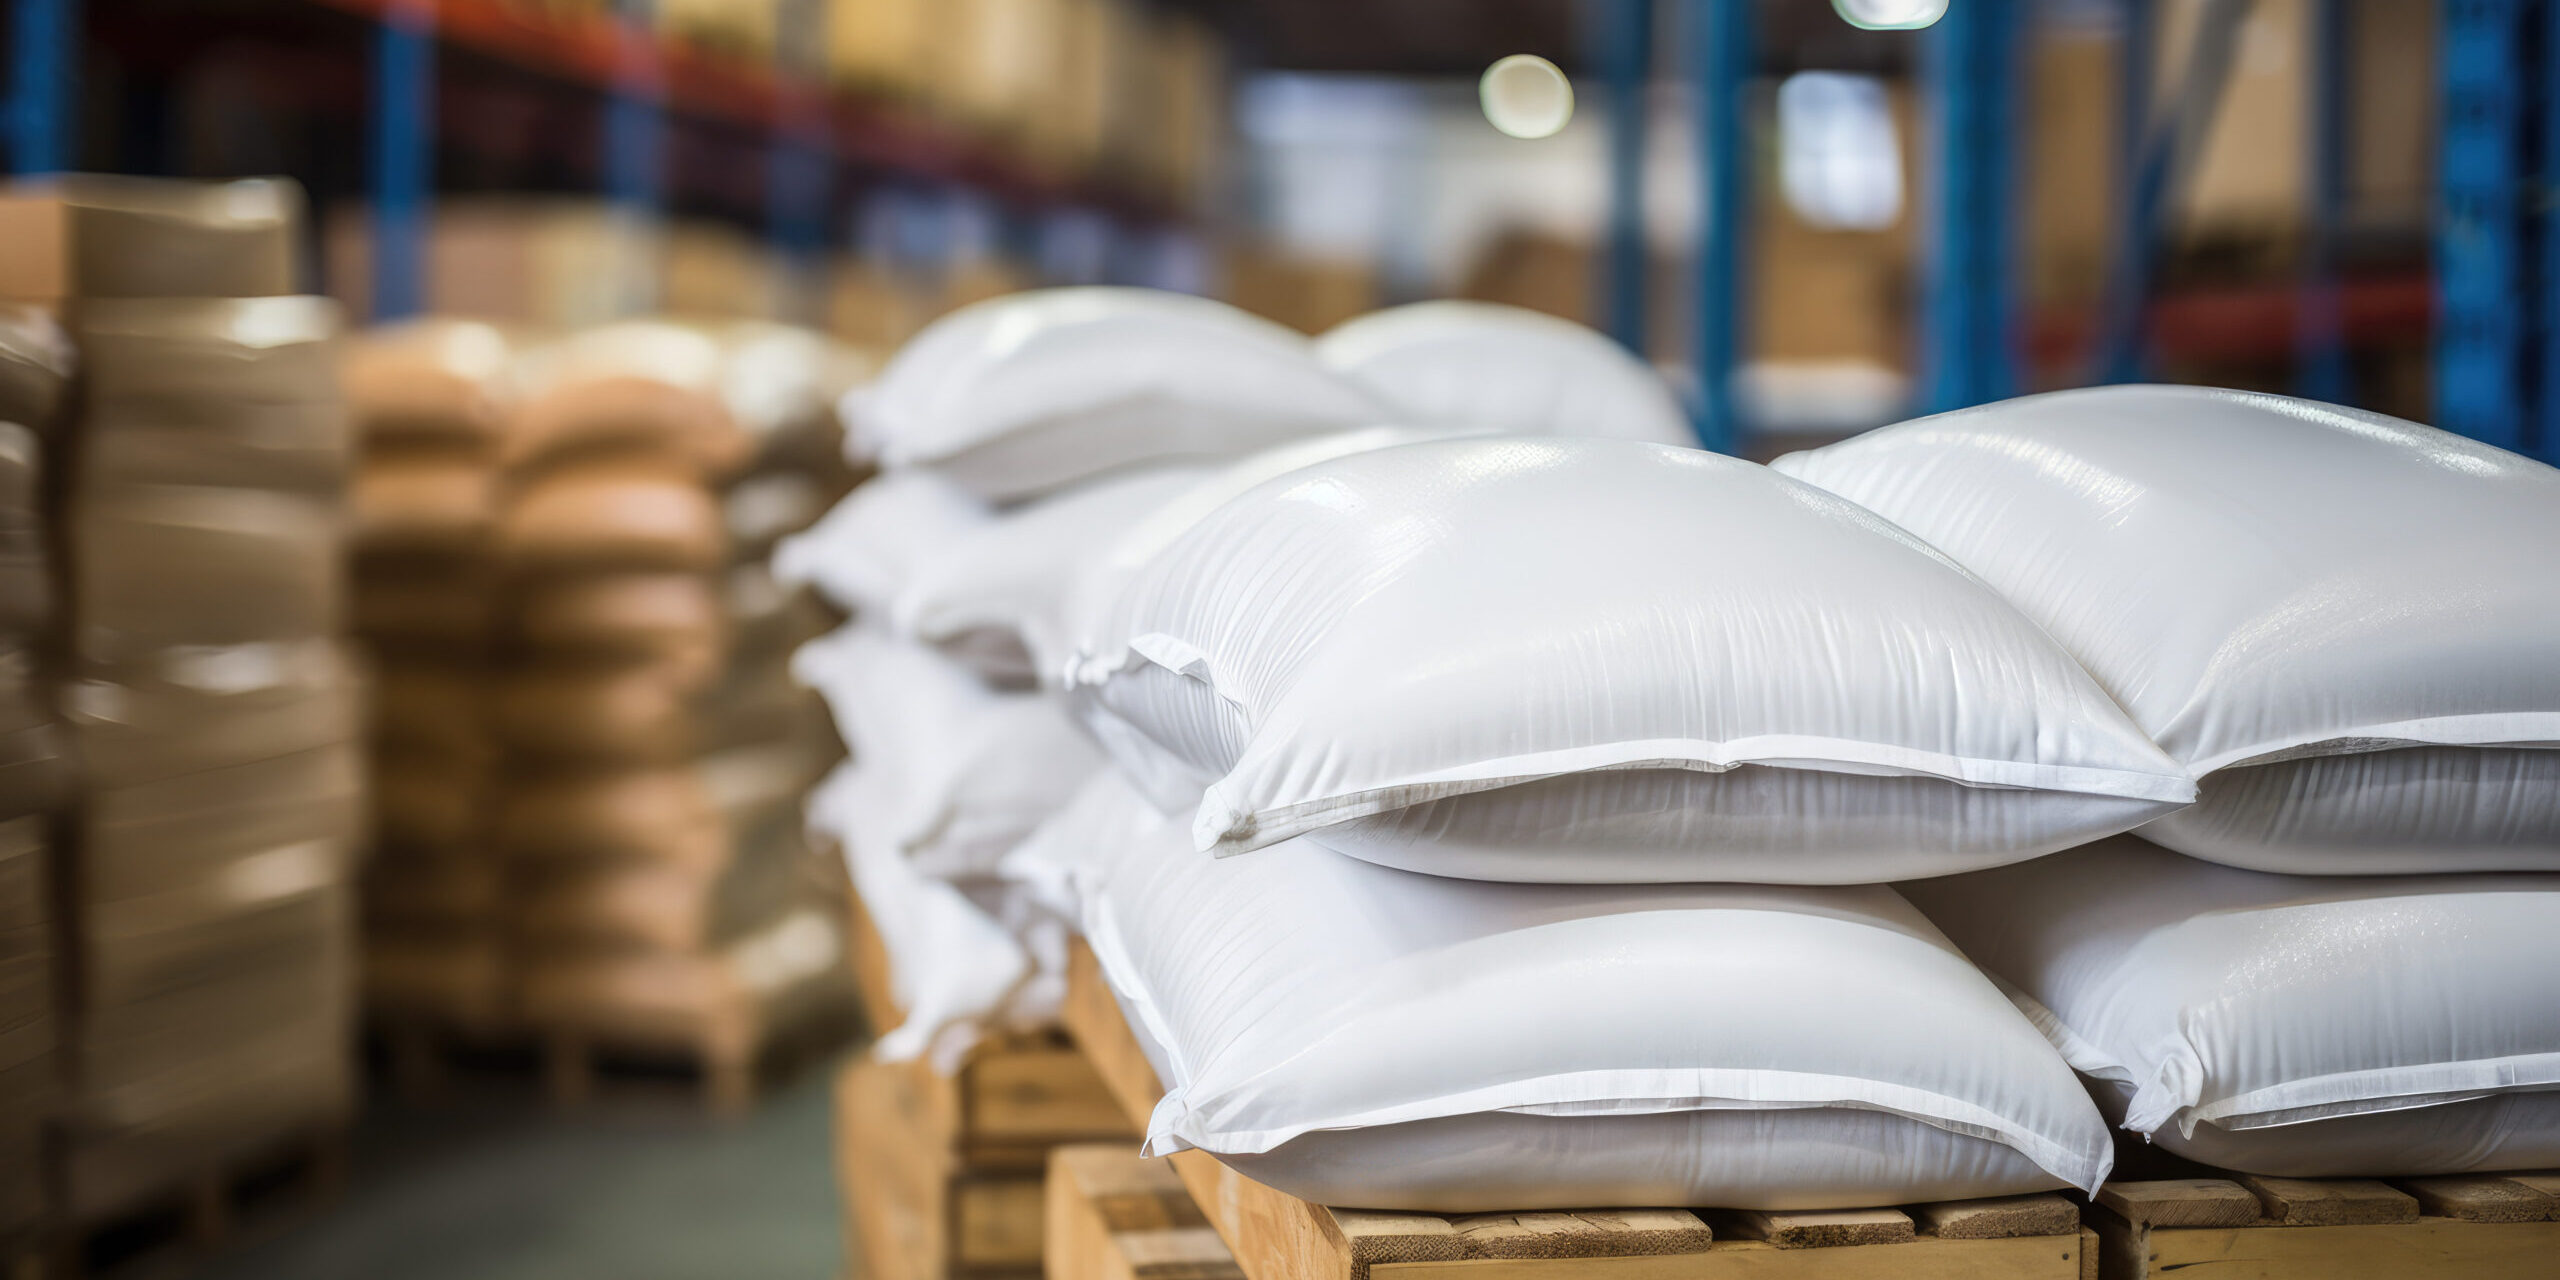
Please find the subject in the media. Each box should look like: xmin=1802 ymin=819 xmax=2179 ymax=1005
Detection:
xmin=1 ymin=176 xmax=365 ymax=1224
xmin=343 ymin=320 xmax=522 ymax=1040
xmin=491 ymin=320 xmax=864 ymax=1107
xmin=0 ymin=305 xmax=72 ymax=1249
xmin=821 ymin=0 xmax=1226 ymax=206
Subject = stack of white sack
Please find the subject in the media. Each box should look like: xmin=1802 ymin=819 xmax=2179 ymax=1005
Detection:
xmin=1903 ymin=838 xmax=2560 ymax=1176
xmin=1020 ymin=433 xmax=2211 ymax=1209
xmin=1773 ymin=385 xmax=2560 ymax=1175
xmin=778 ymin=291 xmax=1738 ymax=1070
xmin=1771 ymin=385 xmax=2560 ymax=875
xmin=778 ymin=289 xmax=1384 ymax=1061
xmin=1007 ymin=771 xmax=2116 ymax=1212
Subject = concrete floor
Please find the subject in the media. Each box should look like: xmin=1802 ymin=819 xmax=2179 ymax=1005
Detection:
xmin=189 ymin=1057 xmax=844 ymax=1280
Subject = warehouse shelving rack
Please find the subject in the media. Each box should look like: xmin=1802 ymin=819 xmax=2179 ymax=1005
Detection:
xmin=3 ymin=0 xmax=1198 ymax=321
xmin=1591 ymin=0 xmax=2558 ymax=462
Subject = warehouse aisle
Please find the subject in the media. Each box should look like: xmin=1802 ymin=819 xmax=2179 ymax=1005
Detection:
xmin=191 ymin=1057 xmax=846 ymax=1280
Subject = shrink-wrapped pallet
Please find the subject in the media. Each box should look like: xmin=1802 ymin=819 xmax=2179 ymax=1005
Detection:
xmin=496 ymin=320 xmax=863 ymax=1069
xmin=344 ymin=319 xmax=521 ymax=1033
xmin=24 ymin=182 xmax=362 ymax=1220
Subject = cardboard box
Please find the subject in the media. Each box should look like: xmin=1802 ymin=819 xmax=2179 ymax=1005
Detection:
xmin=0 ymin=175 xmax=303 ymax=302
xmin=69 ymin=483 xmax=346 ymax=657
xmin=0 ymin=649 xmax=65 ymax=820
xmin=0 ymin=303 xmax=73 ymax=432
xmin=327 ymin=198 xmax=664 ymax=328
xmin=65 ymin=639 xmax=364 ymax=788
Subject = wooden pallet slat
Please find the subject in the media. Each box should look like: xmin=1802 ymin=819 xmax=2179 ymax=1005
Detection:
xmin=1060 ymin=940 xmax=2090 ymax=1280
xmin=2088 ymin=1174 xmax=2560 ymax=1280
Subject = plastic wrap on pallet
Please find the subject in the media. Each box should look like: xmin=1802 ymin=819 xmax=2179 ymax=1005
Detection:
xmin=1316 ymin=300 xmax=1697 ymax=445
xmin=1066 ymin=436 xmax=2192 ymax=883
xmin=1774 ymin=385 xmax=2560 ymax=873
xmin=0 ymin=175 xmax=302 ymax=302
xmin=1021 ymin=770 xmax=2114 ymax=1212
xmin=1902 ymin=836 xmax=2560 ymax=1177
xmin=0 ymin=303 xmax=75 ymax=433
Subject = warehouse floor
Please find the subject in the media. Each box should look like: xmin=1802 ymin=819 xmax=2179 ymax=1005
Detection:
xmin=189 ymin=1054 xmax=846 ymax=1280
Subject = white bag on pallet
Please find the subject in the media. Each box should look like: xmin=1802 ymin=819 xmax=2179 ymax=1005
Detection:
xmin=808 ymin=762 xmax=1044 ymax=1067
xmin=773 ymin=470 xmax=991 ymax=619
xmin=1773 ymin=385 xmax=2560 ymax=874
xmin=892 ymin=466 xmax=1209 ymax=686
xmin=790 ymin=627 xmax=1100 ymax=878
xmin=1317 ymin=301 xmax=1697 ymax=446
xmin=1900 ymin=837 xmax=2560 ymax=1177
xmin=842 ymin=288 xmax=1392 ymax=500
xmin=1065 ymin=437 xmax=2192 ymax=883
xmin=1016 ymin=772 xmax=2113 ymax=1211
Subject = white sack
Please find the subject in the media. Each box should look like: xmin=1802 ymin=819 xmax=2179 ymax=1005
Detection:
xmin=894 ymin=466 xmax=1209 ymax=686
xmin=1056 ymin=425 xmax=1487 ymax=693
xmin=1066 ymin=437 xmax=2193 ymax=882
xmin=791 ymin=627 xmax=1101 ymax=877
xmin=808 ymin=762 xmax=1038 ymax=1067
xmin=1900 ymin=837 xmax=2560 ymax=1177
xmin=1317 ymin=301 xmax=1696 ymax=445
xmin=842 ymin=287 xmax=1392 ymax=500
xmin=773 ymin=471 xmax=991 ymax=618
xmin=1021 ymin=772 xmax=2113 ymax=1211
xmin=1773 ymin=386 xmax=2560 ymax=874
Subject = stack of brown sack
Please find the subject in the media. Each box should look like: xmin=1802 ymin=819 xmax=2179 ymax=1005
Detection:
xmin=0 ymin=303 xmax=72 ymax=1244
xmin=6 ymin=176 xmax=363 ymax=1221
xmin=343 ymin=320 xmax=519 ymax=1036
xmin=492 ymin=321 xmax=862 ymax=1071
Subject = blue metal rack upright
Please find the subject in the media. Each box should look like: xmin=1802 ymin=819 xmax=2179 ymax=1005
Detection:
xmin=1597 ymin=0 xmax=1655 ymax=358
xmin=1686 ymin=0 xmax=1749 ymax=454
xmin=2436 ymin=0 xmax=2533 ymax=455
xmin=6 ymin=0 xmax=76 ymax=173
xmin=370 ymin=0 xmax=436 ymax=321
xmin=1918 ymin=0 xmax=2021 ymax=415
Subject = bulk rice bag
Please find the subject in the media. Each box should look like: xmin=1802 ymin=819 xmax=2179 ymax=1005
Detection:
xmin=1066 ymin=437 xmax=2192 ymax=883
xmin=1316 ymin=301 xmax=1696 ymax=445
xmin=1024 ymin=771 xmax=2114 ymax=1211
xmin=774 ymin=470 xmax=991 ymax=619
xmin=892 ymin=466 xmax=1207 ymax=686
xmin=791 ymin=627 xmax=1100 ymax=878
xmin=808 ymin=761 xmax=1051 ymax=1066
xmin=1900 ymin=837 xmax=2560 ymax=1177
xmin=1057 ymin=425 xmax=1487 ymax=680
xmin=1773 ymin=386 xmax=2560 ymax=873
xmin=843 ymin=288 xmax=1391 ymax=500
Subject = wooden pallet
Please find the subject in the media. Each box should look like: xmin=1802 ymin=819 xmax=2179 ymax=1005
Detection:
xmin=1049 ymin=1144 xmax=1246 ymax=1280
xmin=49 ymin=1119 xmax=346 ymax=1279
xmin=837 ymin=887 xmax=1139 ymax=1280
xmin=1062 ymin=941 xmax=2097 ymax=1280
xmin=2090 ymin=1173 xmax=2560 ymax=1280
xmin=838 ymin=1034 xmax=1139 ymax=1280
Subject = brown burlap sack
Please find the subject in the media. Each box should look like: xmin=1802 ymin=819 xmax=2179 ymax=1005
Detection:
xmin=496 ymin=462 xmax=726 ymax=574
xmin=354 ymin=455 xmax=498 ymax=557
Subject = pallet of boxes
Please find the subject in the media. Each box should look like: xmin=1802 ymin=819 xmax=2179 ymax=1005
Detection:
xmin=1 ymin=176 xmax=360 ymax=1266
xmin=0 ymin=301 xmax=73 ymax=1269
xmin=488 ymin=320 xmax=861 ymax=1111
xmin=800 ymin=289 xmax=2560 ymax=1280
xmin=342 ymin=320 xmax=522 ymax=1072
